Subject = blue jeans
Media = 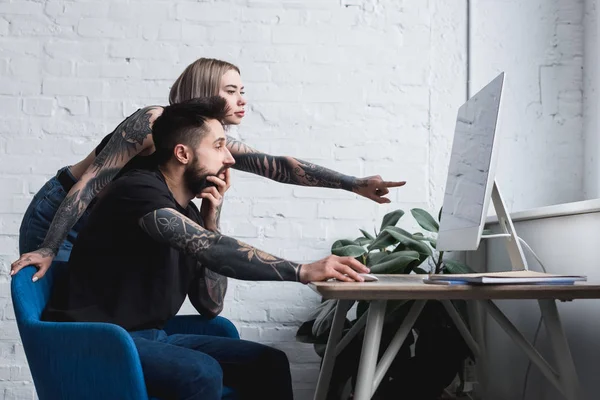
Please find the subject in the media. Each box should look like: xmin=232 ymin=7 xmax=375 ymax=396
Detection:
xmin=19 ymin=166 xmax=89 ymax=261
xmin=130 ymin=329 xmax=293 ymax=400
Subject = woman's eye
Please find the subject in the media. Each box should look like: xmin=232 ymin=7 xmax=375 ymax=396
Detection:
xmin=227 ymin=90 xmax=236 ymax=95
xmin=240 ymin=91 xmax=246 ymax=95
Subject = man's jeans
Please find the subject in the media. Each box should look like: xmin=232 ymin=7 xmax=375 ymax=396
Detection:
xmin=129 ymin=329 xmax=293 ymax=400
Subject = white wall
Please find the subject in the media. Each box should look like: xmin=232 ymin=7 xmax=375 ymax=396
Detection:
xmin=584 ymin=0 xmax=599 ymax=199
xmin=479 ymin=202 xmax=600 ymax=400
xmin=0 ymin=0 xmax=587 ymax=399
xmin=469 ymin=0 xmax=585 ymax=212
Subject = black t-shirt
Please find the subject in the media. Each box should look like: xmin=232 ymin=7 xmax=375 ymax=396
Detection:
xmin=43 ymin=169 xmax=200 ymax=331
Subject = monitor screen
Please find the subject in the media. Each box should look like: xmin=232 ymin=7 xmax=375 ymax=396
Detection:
xmin=437 ymin=72 xmax=505 ymax=251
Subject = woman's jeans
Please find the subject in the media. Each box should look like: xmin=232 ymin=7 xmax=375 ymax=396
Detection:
xmin=19 ymin=166 xmax=89 ymax=261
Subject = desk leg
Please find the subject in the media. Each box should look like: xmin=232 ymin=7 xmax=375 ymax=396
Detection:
xmin=353 ymin=300 xmax=387 ymax=400
xmin=538 ymin=299 xmax=581 ymax=400
xmin=469 ymin=300 xmax=488 ymax=400
xmin=314 ymin=299 xmax=352 ymax=400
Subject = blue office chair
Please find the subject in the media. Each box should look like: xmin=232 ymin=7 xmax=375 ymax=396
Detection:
xmin=11 ymin=262 xmax=238 ymax=400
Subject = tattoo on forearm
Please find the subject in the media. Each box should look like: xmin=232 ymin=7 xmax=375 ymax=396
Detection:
xmin=234 ymin=152 xmax=357 ymax=190
xmin=226 ymin=136 xmax=259 ymax=155
xmin=40 ymin=189 xmax=85 ymax=253
xmin=139 ymin=208 xmax=300 ymax=281
xmin=91 ymin=107 xmax=159 ymax=172
xmin=235 ymin=153 xmax=294 ymax=184
xmin=80 ymin=168 xmax=120 ymax=204
xmin=39 ymin=107 xmax=159 ymax=255
xmin=215 ymin=203 xmax=222 ymax=229
xmin=189 ymin=266 xmax=227 ymax=318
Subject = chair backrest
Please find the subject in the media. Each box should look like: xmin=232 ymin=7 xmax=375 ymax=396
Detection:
xmin=11 ymin=262 xmax=67 ymax=326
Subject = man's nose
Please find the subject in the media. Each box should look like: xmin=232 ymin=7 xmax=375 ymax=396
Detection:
xmin=224 ymin=148 xmax=235 ymax=166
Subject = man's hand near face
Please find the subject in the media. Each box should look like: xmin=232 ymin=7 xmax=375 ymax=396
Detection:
xmin=199 ymin=168 xmax=231 ymax=232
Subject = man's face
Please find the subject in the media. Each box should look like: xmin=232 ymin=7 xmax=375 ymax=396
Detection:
xmin=183 ymin=118 xmax=235 ymax=195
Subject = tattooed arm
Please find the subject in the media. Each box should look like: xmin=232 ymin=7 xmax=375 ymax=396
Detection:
xmin=139 ymin=208 xmax=369 ymax=283
xmin=188 ymin=266 xmax=227 ymax=318
xmin=227 ymin=136 xmax=357 ymax=190
xmin=191 ymin=170 xmax=231 ymax=317
xmin=140 ymin=208 xmax=301 ymax=282
xmin=226 ymin=136 xmax=406 ymax=202
xmin=11 ymin=106 xmax=163 ymax=281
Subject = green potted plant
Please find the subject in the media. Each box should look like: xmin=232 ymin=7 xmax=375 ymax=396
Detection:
xmin=296 ymin=208 xmax=474 ymax=400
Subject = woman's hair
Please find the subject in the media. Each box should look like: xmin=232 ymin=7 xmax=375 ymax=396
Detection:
xmin=169 ymin=58 xmax=240 ymax=105
xmin=152 ymin=96 xmax=229 ymax=165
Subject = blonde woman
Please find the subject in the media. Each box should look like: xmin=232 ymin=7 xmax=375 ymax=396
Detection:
xmin=12 ymin=58 xmax=405 ymax=280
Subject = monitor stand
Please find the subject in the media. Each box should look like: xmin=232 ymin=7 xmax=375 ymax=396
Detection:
xmin=480 ymin=180 xmax=529 ymax=271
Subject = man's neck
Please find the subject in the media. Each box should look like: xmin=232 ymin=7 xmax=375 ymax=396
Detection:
xmin=158 ymin=165 xmax=193 ymax=208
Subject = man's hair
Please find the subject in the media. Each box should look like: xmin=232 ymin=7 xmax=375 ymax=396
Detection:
xmin=169 ymin=58 xmax=240 ymax=105
xmin=152 ymin=96 xmax=229 ymax=165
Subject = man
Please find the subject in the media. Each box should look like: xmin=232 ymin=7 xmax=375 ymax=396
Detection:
xmin=43 ymin=97 xmax=369 ymax=400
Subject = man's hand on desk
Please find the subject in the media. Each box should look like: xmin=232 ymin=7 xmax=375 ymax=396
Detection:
xmin=298 ymin=255 xmax=369 ymax=283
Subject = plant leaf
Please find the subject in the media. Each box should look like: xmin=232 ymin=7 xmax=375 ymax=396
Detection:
xmin=332 ymin=245 xmax=367 ymax=258
xmin=366 ymin=251 xmax=388 ymax=267
xmin=411 ymin=208 xmax=440 ymax=233
xmin=414 ymin=267 xmax=429 ymax=274
xmin=360 ymin=229 xmax=374 ymax=240
xmin=354 ymin=237 xmax=373 ymax=246
xmin=380 ymin=209 xmax=405 ymax=231
xmin=443 ymin=259 xmax=475 ymax=274
xmin=384 ymin=227 xmax=433 ymax=258
xmin=331 ymin=239 xmax=357 ymax=252
xmin=369 ymin=250 xmax=420 ymax=274
xmin=367 ymin=230 xmax=400 ymax=251
xmin=412 ymin=232 xmax=437 ymax=249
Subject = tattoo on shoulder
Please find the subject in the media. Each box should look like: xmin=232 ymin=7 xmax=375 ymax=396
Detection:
xmin=91 ymin=106 xmax=161 ymax=172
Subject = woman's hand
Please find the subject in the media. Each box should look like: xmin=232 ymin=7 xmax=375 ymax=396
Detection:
xmin=199 ymin=169 xmax=231 ymax=231
xmin=10 ymin=248 xmax=55 ymax=282
xmin=352 ymin=175 xmax=406 ymax=204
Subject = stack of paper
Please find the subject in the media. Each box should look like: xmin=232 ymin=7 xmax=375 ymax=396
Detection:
xmin=426 ymin=270 xmax=587 ymax=285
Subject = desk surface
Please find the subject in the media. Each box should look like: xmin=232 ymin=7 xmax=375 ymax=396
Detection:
xmin=309 ymin=275 xmax=600 ymax=301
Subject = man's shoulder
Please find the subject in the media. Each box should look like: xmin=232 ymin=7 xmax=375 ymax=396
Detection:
xmin=104 ymin=168 xmax=172 ymax=205
xmin=113 ymin=168 xmax=165 ymax=190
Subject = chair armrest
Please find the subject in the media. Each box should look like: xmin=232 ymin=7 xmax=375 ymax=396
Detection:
xmin=164 ymin=315 xmax=240 ymax=339
xmin=19 ymin=320 xmax=148 ymax=400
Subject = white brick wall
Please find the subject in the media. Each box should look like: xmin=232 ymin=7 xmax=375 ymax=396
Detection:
xmin=0 ymin=0 xmax=587 ymax=399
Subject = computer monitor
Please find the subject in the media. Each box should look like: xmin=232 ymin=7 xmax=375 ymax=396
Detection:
xmin=437 ymin=72 xmax=505 ymax=252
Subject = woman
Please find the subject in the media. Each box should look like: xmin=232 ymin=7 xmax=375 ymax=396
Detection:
xmin=11 ymin=58 xmax=405 ymax=280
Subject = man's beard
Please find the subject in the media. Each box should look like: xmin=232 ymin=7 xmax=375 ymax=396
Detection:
xmin=183 ymin=158 xmax=227 ymax=195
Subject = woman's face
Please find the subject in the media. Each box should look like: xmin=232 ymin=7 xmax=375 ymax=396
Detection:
xmin=219 ymin=69 xmax=246 ymax=125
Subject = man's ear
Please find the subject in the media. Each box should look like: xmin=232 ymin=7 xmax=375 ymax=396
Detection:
xmin=173 ymin=144 xmax=192 ymax=165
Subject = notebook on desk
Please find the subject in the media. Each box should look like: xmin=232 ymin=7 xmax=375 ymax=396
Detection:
xmin=426 ymin=270 xmax=587 ymax=285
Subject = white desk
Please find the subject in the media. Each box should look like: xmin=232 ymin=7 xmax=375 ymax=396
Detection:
xmin=309 ymin=275 xmax=600 ymax=400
